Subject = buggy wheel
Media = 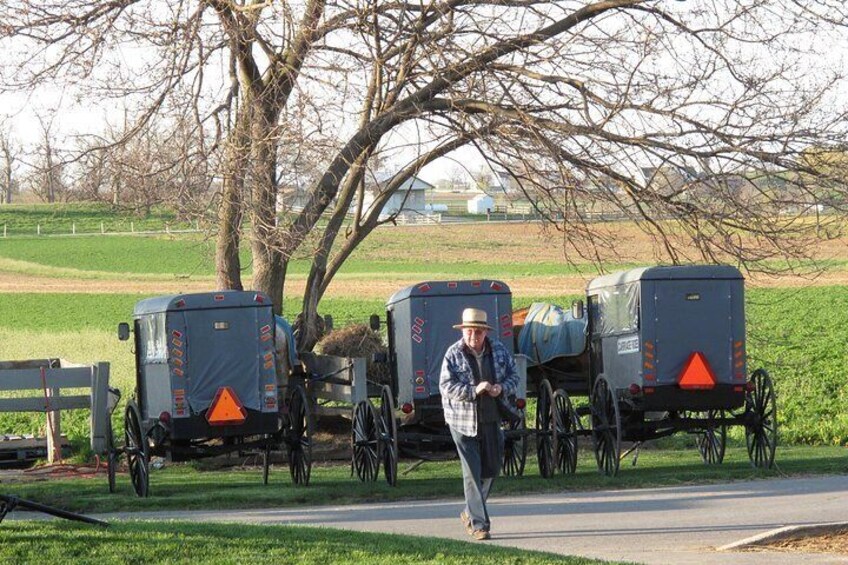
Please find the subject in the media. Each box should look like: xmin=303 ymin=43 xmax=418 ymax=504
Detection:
xmin=352 ymin=400 xmax=380 ymax=482
xmin=591 ymin=377 xmax=621 ymax=477
xmin=106 ymin=416 xmax=117 ymax=493
xmin=124 ymin=401 xmax=149 ymax=498
xmin=535 ymin=379 xmax=556 ymax=478
xmin=692 ymin=410 xmax=727 ymax=465
xmin=554 ymin=389 xmax=578 ymax=475
xmin=745 ymin=369 xmax=777 ymax=469
xmin=378 ymin=386 xmax=399 ymax=487
xmin=287 ymin=384 xmax=313 ymax=486
xmin=502 ymin=412 xmax=527 ymax=477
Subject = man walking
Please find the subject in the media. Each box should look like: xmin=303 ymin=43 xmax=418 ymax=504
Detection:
xmin=439 ymin=307 xmax=520 ymax=540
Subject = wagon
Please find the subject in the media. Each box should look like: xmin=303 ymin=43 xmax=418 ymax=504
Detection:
xmin=357 ymin=280 xmax=528 ymax=485
xmin=113 ymin=291 xmax=312 ymax=497
xmin=517 ymin=265 xmax=778 ymax=477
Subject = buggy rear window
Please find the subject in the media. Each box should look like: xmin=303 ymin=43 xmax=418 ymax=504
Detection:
xmin=593 ymin=282 xmax=639 ymax=336
xmin=139 ymin=313 xmax=168 ymax=363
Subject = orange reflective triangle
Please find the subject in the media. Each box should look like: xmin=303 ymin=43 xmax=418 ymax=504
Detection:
xmin=206 ymin=386 xmax=247 ymax=425
xmin=678 ymin=352 xmax=716 ymax=390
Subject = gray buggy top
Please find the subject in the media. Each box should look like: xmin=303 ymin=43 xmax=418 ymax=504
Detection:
xmin=132 ymin=291 xmax=278 ymax=421
xmin=586 ymin=265 xmax=746 ymax=395
xmin=386 ymin=280 xmax=514 ymax=405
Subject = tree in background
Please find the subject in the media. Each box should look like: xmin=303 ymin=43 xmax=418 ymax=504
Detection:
xmin=2 ymin=1 xmax=847 ymax=350
xmin=0 ymin=120 xmax=19 ymax=204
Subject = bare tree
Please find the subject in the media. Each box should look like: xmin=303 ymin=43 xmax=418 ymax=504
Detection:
xmin=27 ymin=114 xmax=66 ymax=203
xmin=3 ymin=1 xmax=848 ymax=350
xmin=0 ymin=120 xmax=18 ymax=204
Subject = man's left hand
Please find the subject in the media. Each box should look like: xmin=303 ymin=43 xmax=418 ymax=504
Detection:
xmin=490 ymin=384 xmax=502 ymax=397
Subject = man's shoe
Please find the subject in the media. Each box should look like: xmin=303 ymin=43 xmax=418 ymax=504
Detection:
xmin=471 ymin=529 xmax=491 ymax=541
xmin=460 ymin=511 xmax=472 ymax=535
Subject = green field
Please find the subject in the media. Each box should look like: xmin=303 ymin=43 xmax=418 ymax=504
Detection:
xmin=0 ymin=203 xmax=197 ymax=236
xmin=0 ymin=234 xmax=631 ymax=279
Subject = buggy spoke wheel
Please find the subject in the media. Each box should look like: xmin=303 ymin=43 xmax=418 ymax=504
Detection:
xmin=535 ymin=379 xmax=556 ymax=478
xmin=554 ymin=389 xmax=578 ymax=475
xmin=692 ymin=410 xmax=726 ymax=465
xmin=591 ymin=377 xmax=621 ymax=477
xmin=351 ymin=400 xmax=380 ymax=482
xmin=502 ymin=412 xmax=527 ymax=477
xmin=745 ymin=369 xmax=777 ymax=469
xmin=379 ymin=385 xmax=399 ymax=486
xmin=124 ymin=401 xmax=149 ymax=498
xmin=287 ymin=384 xmax=313 ymax=486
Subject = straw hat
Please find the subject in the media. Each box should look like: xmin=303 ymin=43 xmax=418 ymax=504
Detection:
xmin=452 ymin=308 xmax=494 ymax=330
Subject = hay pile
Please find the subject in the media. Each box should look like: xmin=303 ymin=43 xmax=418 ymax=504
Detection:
xmin=315 ymin=324 xmax=391 ymax=385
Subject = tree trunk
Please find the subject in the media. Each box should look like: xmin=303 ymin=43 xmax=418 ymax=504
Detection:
xmin=249 ymin=108 xmax=285 ymax=314
xmin=215 ymin=107 xmax=252 ymax=291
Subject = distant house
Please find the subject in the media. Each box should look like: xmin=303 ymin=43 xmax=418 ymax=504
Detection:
xmin=467 ymin=194 xmax=494 ymax=214
xmin=488 ymin=170 xmax=519 ymax=194
xmin=361 ymin=173 xmax=433 ymax=219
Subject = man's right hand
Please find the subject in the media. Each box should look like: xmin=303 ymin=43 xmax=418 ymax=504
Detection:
xmin=475 ymin=381 xmax=491 ymax=395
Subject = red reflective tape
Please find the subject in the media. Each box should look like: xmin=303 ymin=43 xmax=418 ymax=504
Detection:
xmin=447 ymin=282 xmax=458 ymax=288
xmin=418 ymin=283 xmax=431 ymax=292
xmin=214 ymin=294 xmax=225 ymax=301
xmin=471 ymin=281 xmax=481 ymax=287
xmin=490 ymin=282 xmax=502 ymax=291
xmin=173 ymin=367 xmax=183 ymax=377
xmin=414 ymin=317 xmax=425 ymax=326
xmin=260 ymin=325 xmax=271 ymax=334
xmin=415 ymin=386 xmax=426 ymax=393
xmin=172 ymin=330 xmax=183 ymax=338
xmin=502 ymin=331 xmax=512 ymax=338
xmin=415 ymin=370 xmax=425 ymax=377
xmin=172 ymin=338 xmax=183 ymax=347
xmin=412 ymin=324 xmax=422 ymax=334
xmin=411 ymin=334 xmax=422 ymax=343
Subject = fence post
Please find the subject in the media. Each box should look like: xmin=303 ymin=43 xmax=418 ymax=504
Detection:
xmin=2 ymin=224 xmax=5 ymax=238
xmin=90 ymin=363 xmax=110 ymax=454
xmin=37 ymin=223 xmax=41 ymax=236
xmin=45 ymin=387 xmax=62 ymax=464
xmin=131 ymin=221 xmax=134 ymax=233
xmin=101 ymin=222 xmax=105 ymax=234
xmin=72 ymin=223 xmax=76 ymax=235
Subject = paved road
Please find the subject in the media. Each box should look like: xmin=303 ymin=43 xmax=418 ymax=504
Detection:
xmin=93 ymin=475 xmax=848 ymax=564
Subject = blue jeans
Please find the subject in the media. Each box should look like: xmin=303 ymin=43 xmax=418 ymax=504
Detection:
xmin=450 ymin=425 xmax=504 ymax=532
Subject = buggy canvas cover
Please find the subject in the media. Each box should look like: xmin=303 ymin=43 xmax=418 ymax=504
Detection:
xmin=386 ymin=280 xmax=513 ymax=402
xmin=518 ymin=303 xmax=587 ymax=366
xmin=134 ymin=292 xmax=277 ymax=417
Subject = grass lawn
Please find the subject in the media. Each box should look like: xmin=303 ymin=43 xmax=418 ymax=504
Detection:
xmin=4 ymin=446 xmax=846 ymax=514
xmin=1 ymin=520 xmax=610 ymax=564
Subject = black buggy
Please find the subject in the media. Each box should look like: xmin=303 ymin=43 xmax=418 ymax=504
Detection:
xmin=112 ymin=291 xmax=312 ymax=497
xmin=517 ymin=265 xmax=777 ymax=477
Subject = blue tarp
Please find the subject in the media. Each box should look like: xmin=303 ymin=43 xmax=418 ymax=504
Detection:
xmin=517 ymin=303 xmax=587 ymax=366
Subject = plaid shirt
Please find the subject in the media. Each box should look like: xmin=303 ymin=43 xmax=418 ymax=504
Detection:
xmin=439 ymin=337 xmax=519 ymax=437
